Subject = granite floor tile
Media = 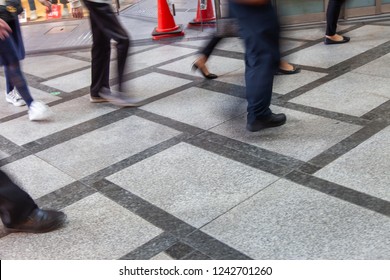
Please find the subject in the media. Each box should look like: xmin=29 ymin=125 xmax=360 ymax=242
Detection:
xmin=210 ymin=106 xmax=362 ymax=161
xmin=0 ymin=150 xmax=7 ymax=160
xmin=159 ymin=55 xmax=244 ymax=79
xmin=21 ymin=55 xmax=90 ymax=78
xmin=280 ymin=39 xmax=307 ymax=52
xmin=284 ymin=25 xmax=390 ymax=68
xmin=274 ymin=70 xmax=327 ymax=95
xmin=142 ymin=87 xmax=247 ymax=130
xmin=41 ymin=69 xmax=91 ymax=93
xmin=0 ymin=155 xmax=75 ymax=199
xmin=215 ymin=68 xmax=326 ymax=95
xmin=290 ymin=72 xmax=390 ymax=117
xmin=130 ymin=45 xmax=197 ymax=72
xmin=202 ymin=179 xmax=390 ymax=259
xmin=352 ymin=52 xmax=390 ymax=79
xmin=0 ymin=96 xmax=117 ymax=146
xmin=116 ymin=72 xmax=192 ymax=101
xmin=36 ymin=115 xmax=181 ymax=179
xmin=314 ymin=125 xmax=390 ymax=201
xmin=215 ymin=38 xmax=245 ymax=53
xmin=0 ymin=193 xmax=163 ymax=259
xmin=107 ymin=142 xmax=279 ymax=228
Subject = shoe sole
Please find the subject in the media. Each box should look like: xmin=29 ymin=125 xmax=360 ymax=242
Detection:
xmin=6 ymin=99 xmax=26 ymax=107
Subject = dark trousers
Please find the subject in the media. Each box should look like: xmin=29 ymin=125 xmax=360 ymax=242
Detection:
xmin=229 ymin=1 xmax=280 ymax=124
xmin=326 ymin=0 xmax=346 ymax=36
xmin=0 ymin=170 xmax=37 ymax=227
xmin=200 ymin=36 xmax=222 ymax=58
xmin=82 ymin=1 xmax=130 ymax=95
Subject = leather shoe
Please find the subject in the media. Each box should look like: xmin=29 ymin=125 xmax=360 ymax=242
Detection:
xmin=247 ymin=113 xmax=287 ymax=132
xmin=324 ymin=36 xmax=350 ymax=45
xmin=5 ymin=208 xmax=67 ymax=233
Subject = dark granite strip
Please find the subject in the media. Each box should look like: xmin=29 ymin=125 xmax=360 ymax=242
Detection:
xmin=361 ymin=99 xmax=390 ymax=121
xmin=303 ymin=118 xmax=389 ymax=170
xmin=35 ymin=181 xmax=97 ymax=210
xmin=286 ymin=170 xmax=390 ymax=217
xmin=135 ymin=109 xmax=204 ymax=135
xmin=197 ymin=80 xmax=246 ymax=99
xmin=165 ymin=242 xmax=196 ymax=260
xmin=185 ymin=137 xmax=293 ymax=177
xmin=197 ymin=131 xmax=305 ymax=170
xmin=0 ymin=135 xmax=25 ymax=155
xmin=80 ymin=134 xmax=189 ymax=186
xmin=181 ymin=250 xmax=212 ymax=260
xmin=92 ymin=179 xmax=197 ymax=237
xmin=182 ymin=230 xmax=252 ymax=260
xmin=272 ymin=99 xmax=370 ymax=126
xmin=120 ymin=232 xmax=178 ymax=260
xmin=0 ymin=150 xmax=33 ymax=168
xmin=20 ymin=109 xmax=135 ymax=154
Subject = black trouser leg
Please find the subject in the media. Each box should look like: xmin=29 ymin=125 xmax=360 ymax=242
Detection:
xmin=200 ymin=36 xmax=223 ymax=58
xmin=83 ymin=1 xmax=130 ymax=94
xmin=0 ymin=170 xmax=37 ymax=227
xmin=326 ymin=0 xmax=346 ymax=36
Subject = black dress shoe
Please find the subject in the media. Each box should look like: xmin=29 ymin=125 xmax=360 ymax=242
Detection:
xmin=5 ymin=208 xmax=67 ymax=233
xmin=324 ymin=36 xmax=350 ymax=45
xmin=246 ymin=113 xmax=287 ymax=132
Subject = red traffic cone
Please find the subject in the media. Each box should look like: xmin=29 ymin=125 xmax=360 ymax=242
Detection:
xmin=152 ymin=0 xmax=184 ymax=40
xmin=189 ymin=0 xmax=216 ymax=26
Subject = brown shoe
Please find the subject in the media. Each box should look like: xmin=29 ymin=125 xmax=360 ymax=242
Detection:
xmin=5 ymin=208 xmax=67 ymax=233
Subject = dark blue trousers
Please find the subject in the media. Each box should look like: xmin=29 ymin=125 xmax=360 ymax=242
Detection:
xmin=229 ymin=1 xmax=280 ymax=124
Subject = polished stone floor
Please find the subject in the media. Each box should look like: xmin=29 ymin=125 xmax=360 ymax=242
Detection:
xmin=1 ymin=6 xmax=390 ymax=259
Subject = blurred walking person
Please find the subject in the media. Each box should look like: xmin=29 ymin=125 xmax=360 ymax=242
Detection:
xmin=0 ymin=1 xmax=53 ymax=121
xmin=69 ymin=0 xmax=142 ymax=106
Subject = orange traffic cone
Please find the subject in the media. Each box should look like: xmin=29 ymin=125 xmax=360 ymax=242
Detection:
xmin=152 ymin=0 xmax=184 ymax=40
xmin=189 ymin=0 xmax=216 ymax=26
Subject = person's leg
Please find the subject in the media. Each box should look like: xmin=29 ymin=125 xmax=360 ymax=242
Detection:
xmin=5 ymin=63 xmax=34 ymax=107
xmin=0 ymin=170 xmax=37 ymax=227
xmin=84 ymin=2 xmax=129 ymax=92
xmin=83 ymin=1 xmax=112 ymax=97
xmin=192 ymin=35 xmax=222 ymax=79
xmin=325 ymin=0 xmax=349 ymax=43
xmin=0 ymin=20 xmax=33 ymax=107
xmin=231 ymin=3 xmax=278 ymax=119
xmin=28 ymin=0 xmax=36 ymax=10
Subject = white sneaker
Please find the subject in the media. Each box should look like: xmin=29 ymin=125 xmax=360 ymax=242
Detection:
xmin=5 ymin=89 xmax=26 ymax=107
xmin=30 ymin=10 xmax=37 ymax=21
xmin=28 ymin=101 xmax=53 ymax=121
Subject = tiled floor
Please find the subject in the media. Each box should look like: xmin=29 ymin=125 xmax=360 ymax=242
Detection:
xmin=1 ymin=13 xmax=390 ymax=260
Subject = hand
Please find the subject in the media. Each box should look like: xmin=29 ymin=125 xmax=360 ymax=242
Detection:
xmin=0 ymin=19 xmax=12 ymax=40
xmin=72 ymin=7 xmax=84 ymax=19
